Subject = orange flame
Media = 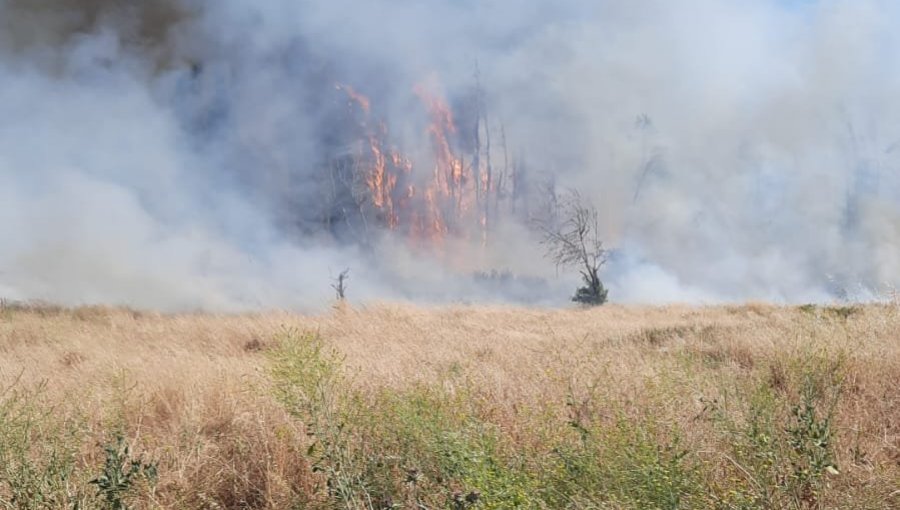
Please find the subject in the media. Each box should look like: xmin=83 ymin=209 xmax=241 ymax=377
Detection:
xmin=336 ymin=81 xmax=495 ymax=250
xmin=335 ymin=84 xmax=370 ymax=114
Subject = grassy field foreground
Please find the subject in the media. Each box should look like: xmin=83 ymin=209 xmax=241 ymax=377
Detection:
xmin=0 ymin=302 xmax=898 ymax=509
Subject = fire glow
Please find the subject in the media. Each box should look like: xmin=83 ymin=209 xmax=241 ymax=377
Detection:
xmin=337 ymin=81 xmax=503 ymax=248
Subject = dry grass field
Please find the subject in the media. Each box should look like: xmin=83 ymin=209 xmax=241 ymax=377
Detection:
xmin=1 ymin=301 xmax=899 ymax=509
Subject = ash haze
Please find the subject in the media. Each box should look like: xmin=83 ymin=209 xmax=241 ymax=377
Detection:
xmin=1 ymin=0 xmax=899 ymax=310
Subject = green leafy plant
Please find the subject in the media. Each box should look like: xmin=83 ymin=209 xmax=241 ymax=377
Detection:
xmin=89 ymin=434 xmax=158 ymax=510
xmin=0 ymin=381 xmax=88 ymax=509
xmin=268 ymin=329 xmax=374 ymax=507
xmin=782 ymin=387 xmax=839 ymax=506
xmin=703 ymin=353 xmax=845 ymax=509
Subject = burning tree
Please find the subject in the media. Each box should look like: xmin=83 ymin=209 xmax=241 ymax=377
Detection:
xmin=329 ymin=78 xmax=526 ymax=250
xmin=539 ymin=190 xmax=608 ymax=306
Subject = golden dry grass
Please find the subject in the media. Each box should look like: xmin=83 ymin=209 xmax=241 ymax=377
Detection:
xmin=1 ymin=301 xmax=899 ymax=508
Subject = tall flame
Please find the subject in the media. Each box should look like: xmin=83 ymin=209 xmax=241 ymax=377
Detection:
xmin=336 ymin=81 xmax=501 ymax=250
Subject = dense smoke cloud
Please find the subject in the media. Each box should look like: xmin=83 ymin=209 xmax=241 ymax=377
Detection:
xmin=1 ymin=0 xmax=899 ymax=309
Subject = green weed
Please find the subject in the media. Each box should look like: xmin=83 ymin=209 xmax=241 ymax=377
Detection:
xmin=89 ymin=434 xmax=158 ymax=510
xmin=0 ymin=381 xmax=90 ymax=509
xmin=705 ymin=352 xmax=845 ymax=509
xmin=268 ymin=329 xmax=375 ymax=508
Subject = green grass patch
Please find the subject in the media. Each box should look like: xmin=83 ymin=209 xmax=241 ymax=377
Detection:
xmin=268 ymin=330 xmax=723 ymax=509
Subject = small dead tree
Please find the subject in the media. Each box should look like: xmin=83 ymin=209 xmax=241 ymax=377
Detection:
xmin=538 ymin=190 xmax=608 ymax=306
xmin=331 ymin=268 xmax=350 ymax=301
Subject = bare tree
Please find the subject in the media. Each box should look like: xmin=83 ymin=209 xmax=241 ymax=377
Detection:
xmin=538 ymin=190 xmax=608 ymax=306
xmin=331 ymin=268 xmax=350 ymax=301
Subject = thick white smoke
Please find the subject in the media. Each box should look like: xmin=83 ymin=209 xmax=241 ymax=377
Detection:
xmin=1 ymin=0 xmax=899 ymax=309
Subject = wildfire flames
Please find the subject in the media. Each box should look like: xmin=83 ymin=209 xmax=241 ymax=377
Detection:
xmin=336 ymin=81 xmax=507 ymax=249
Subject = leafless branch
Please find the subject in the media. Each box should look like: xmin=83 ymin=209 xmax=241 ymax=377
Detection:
xmin=538 ymin=190 xmax=607 ymax=274
xmin=536 ymin=189 xmax=608 ymax=305
xmin=331 ymin=268 xmax=350 ymax=300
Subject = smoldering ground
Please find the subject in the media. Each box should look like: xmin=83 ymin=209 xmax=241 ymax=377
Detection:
xmin=1 ymin=0 xmax=899 ymax=310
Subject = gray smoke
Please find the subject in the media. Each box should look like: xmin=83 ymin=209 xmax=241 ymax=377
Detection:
xmin=1 ymin=0 xmax=899 ymax=310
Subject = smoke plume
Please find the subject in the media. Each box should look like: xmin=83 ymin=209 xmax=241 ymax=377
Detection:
xmin=2 ymin=0 xmax=899 ymax=310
